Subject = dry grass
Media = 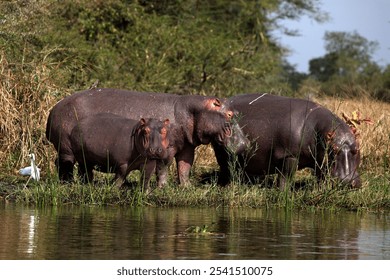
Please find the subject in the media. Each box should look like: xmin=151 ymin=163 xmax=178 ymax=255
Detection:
xmin=0 ymin=51 xmax=65 ymax=173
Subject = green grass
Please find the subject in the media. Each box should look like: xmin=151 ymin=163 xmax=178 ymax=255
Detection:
xmin=1 ymin=169 xmax=388 ymax=212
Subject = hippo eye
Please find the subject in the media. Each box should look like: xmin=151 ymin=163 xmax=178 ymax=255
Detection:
xmin=331 ymin=144 xmax=340 ymax=154
xmin=226 ymin=111 xmax=233 ymax=120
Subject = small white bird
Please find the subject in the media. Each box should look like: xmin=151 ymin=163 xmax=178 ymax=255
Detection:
xmin=19 ymin=153 xmax=40 ymax=182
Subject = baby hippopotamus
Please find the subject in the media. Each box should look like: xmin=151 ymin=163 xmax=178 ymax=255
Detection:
xmin=69 ymin=113 xmax=170 ymax=190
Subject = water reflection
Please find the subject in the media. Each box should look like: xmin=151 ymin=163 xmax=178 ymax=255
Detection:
xmin=27 ymin=214 xmax=37 ymax=254
xmin=0 ymin=203 xmax=388 ymax=259
xmin=15 ymin=209 xmax=38 ymax=256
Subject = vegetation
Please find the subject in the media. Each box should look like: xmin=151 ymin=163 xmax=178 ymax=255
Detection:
xmin=1 ymin=163 xmax=389 ymax=211
xmin=0 ymin=0 xmax=389 ymax=211
xmin=304 ymin=31 xmax=390 ymax=102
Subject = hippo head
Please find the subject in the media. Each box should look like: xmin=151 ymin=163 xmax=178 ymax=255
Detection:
xmin=194 ymin=110 xmax=249 ymax=154
xmin=202 ymin=97 xmax=234 ymax=121
xmin=327 ymin=127 xmax=361 ymax=188
xmin=228 ymin=112 xmax=250 ymax=154
xmin=135 ymin=118 xmax=170 ymax=160
xmin=197 ymin=97 xmax=249 ymax=154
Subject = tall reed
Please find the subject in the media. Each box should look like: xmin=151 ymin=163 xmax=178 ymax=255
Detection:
xmin=0 ymin=51 xmax=65 ymax=174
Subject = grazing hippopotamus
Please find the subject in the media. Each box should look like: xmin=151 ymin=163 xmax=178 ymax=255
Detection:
xmin=70 ymin=113 xmax=171 ymax=190
xmin=213 ymin=93 xmax=361 ymax=189
xmin=46 ymin=88 xmax=249 ymax=185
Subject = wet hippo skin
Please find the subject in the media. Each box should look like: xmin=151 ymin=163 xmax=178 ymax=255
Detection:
xmin=213 ymin=93 xmax=361 ymax=189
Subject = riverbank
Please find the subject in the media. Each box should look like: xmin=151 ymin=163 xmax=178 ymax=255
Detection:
xmin=1 ymin=169 xmax=389 ymax=212
xmin=0 ymin=96 xmax=389 ymax=211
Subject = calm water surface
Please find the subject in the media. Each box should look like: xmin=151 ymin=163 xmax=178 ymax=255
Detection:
xmin=0 ymin=203 xmax=389 ymax=259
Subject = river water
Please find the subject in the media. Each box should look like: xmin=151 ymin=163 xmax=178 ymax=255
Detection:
xmin=0 ymin=203 xmax=389 ymax=260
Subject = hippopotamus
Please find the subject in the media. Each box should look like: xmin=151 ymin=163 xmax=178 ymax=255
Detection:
xmin=213 ymin=93 xmax=361 ymax=189
xmin=69 ymin=113 xmax=171 ymax=190
xmin=46 ymin=88 xmax=248 ymax=186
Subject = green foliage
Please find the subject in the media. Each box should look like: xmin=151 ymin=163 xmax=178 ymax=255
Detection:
xmin=309 ymin=52 xmax=339 ymax=82
xmin=1 ymin=1 xmax=388 ymax=100
xmin=305 ymin=31 xmax=389 ymax=100
xmin=324 ymin=31 xmax=378 ymax=67
xmin=314 ymin=31 xmax=379 ymax=82
xmin=0 ymin=0 xmax=328 ymax=96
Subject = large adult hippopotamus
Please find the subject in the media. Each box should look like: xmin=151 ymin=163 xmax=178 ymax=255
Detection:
xmin=46 ymin=88 xmax=248 ymax=185
xmin=70 ymin=114 xmax=171 ymax=190
xmin=213 ymin=93 xmax=361 ymax=189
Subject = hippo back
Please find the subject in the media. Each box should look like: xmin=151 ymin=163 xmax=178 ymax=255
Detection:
xmin=46 ymin=88 xmax=237 ymax=148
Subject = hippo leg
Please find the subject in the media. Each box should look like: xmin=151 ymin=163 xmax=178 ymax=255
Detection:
xmin=212 ymin=143 xmax=231 ymax=185
xmin=175 ymin=145 xmax=195 ymax=186
xmin=155 ymin=159 xmax=172 ymax=188
xmin=78 ymin=163 xmax=93 ymax=184
xmin=114 ymin=164 xmax=129 ymax=188
xmin=277 ymin=157 xmax=298 ymax=190
xmin=56 ymin=153 xmax=75 ymax=182
xmin=140 ymin=160 xmax=156 ymax=192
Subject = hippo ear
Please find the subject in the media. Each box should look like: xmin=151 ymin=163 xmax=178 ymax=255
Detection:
xmin=213 ymin=98 xmax=222 ymax=107
xmin=326 ymin=131 xmax=335 ymax=143
xmin=204 ymin=98 xmax=222 ymax=110
xmin=163 ymin=119 xmax=170 ymax=126
xmin=351 ymin=127 xmax=360 ymax=138
xmin=139 ymin=118 xmax=146 ymax=126
xmin=136 ymin=118 xmax=147 ymax=136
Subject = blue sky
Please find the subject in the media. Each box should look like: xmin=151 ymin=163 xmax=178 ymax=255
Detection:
xmin=275 ymin=0 xmax=390 ymax=73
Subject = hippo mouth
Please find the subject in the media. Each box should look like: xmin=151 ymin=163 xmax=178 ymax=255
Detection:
xmin=340 ymin=174 xmax=361 ymax=188
xmin=210 ymin=122 xmax=232 ymax=146
xmin=331 ymin=166 xmax=361 ymax=188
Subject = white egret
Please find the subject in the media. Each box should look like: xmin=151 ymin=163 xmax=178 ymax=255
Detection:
xmin=19 ymin=153 xmax=40 ymax=182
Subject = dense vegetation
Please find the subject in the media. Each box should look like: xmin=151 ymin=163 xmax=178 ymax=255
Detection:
xmin=0 ymin=0 xmax=389 ymax=210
